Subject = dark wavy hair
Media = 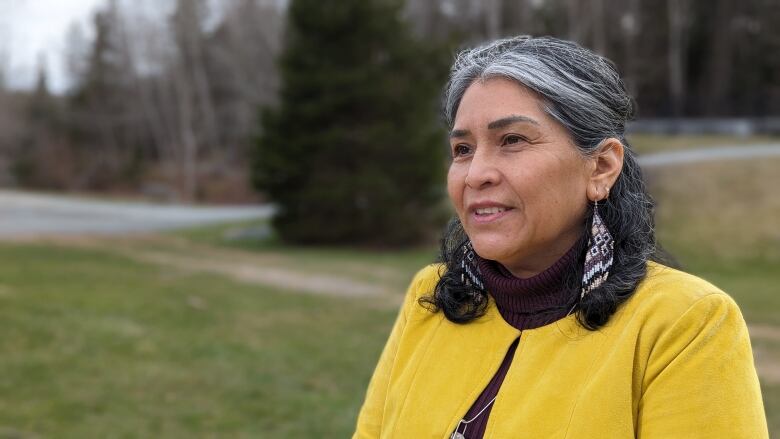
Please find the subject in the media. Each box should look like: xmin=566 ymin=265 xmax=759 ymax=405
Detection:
xmin=419 ymin=36 xmax=666 ymax=331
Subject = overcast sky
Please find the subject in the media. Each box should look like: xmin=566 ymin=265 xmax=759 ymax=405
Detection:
xmin=2 ymin=0 xmax=108 ymax=92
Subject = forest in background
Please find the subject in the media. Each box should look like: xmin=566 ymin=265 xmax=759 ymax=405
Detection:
xmin=0 ymin=0 xmax=777 ymax=202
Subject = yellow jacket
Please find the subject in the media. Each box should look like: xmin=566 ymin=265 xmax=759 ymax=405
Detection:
xmin=353 ymin=262 xmax=768 ymax=438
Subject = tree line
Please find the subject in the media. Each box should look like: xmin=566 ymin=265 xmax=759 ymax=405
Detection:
xmin=1 ymin=0 xmax=283 ymax=201
xmin=0 ymin=0 xmax=777 ymax=210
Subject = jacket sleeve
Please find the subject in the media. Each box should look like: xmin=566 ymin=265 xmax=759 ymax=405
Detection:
xmin=352 ymin=266 xmax=434 ymax=439
xmin=636 ymin=293 xmax=769 ymax=438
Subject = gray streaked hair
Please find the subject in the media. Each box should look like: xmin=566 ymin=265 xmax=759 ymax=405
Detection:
xmin=443 ymin=35 xmax=634 ymax=149
xmin=420 ymin=36 xmax=665 ymax=330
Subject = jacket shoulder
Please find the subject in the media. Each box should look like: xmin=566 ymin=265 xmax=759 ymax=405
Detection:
xmin=410 ymin=263 xmax=445 ymax=295
xmin=640 ymin=261 xmax=730 ymax=300
xmin=399 ymin=263 xmax=445 ymax=314
xmin=624 ymin=261 xmax=742 ymax=325
xmin=409 ymin=264 xmax=445 ymax=301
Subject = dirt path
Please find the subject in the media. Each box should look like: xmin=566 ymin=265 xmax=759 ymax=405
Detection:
xmin=750 ymin=348 xmax=780 ymax=385
xmin=14 ymin=234 xmax=404 ymax=301
xmin=126 ymin=248 xmax=395 ymax=298
xmin=749 ymin=325 xmax=780 ymax=342
xmin=747 ymin=325 xmax=780 ymax=385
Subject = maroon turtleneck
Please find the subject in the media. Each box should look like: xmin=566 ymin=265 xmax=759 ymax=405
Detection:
xmin=451 ymin=241 xmax=582 ymax=439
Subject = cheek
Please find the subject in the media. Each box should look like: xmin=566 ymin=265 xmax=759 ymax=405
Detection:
xmin=514 ymin=162 xmax=580 ymax=222
xmin=536 ymin=167 xmax=588 ymax=223
xmin=446 ymin=166 xmax=465 ymax=209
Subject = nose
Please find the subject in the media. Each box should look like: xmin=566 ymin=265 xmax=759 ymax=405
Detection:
xmin=464 ymin=147 xmax=500 ymax=189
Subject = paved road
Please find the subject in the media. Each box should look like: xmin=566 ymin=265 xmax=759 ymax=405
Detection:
xmin=0 ymin=144 xmax=777 ymax=236
xmin=0 ymin=190 xmax=273 ymax=237
xmin=637 ymin=144 xmax=780 ymax=167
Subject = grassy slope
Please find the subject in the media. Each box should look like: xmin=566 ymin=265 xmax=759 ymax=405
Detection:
xmin=647 ymin=158 xmax=780 ymax=433
xmin=649 ymin=159 xmax=780 ymax=324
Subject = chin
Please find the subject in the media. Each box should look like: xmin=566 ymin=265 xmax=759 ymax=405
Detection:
xmin=469 ymin=235 xmax=515 ymax=263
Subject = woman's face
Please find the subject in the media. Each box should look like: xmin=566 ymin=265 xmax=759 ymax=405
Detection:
xmin=447 ymin=78 xmax=591 ymax=278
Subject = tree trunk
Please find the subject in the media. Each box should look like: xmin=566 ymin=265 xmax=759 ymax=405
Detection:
xmin=592 ymin=0 xmax=607 ymax=54
xmin=485 ymin=0 xmax=502 ymax=39
xmin=622 ymin=0 xmax=641 ymax=98
xmin=702 ymin=0 xmax=736 ymax=115
xmin=173 ymin=69 xmax=198 ymax=201
xmin=567 ymin=0 xmax=584 ymax=42
xmin=667 ymin=0 xmax=688 ymax=117
xmin=518 ymin=0 xmax=533 ymax=34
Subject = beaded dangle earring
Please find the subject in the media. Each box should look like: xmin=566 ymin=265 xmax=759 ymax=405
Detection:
xmin=581 ymin=188 xmax=614 ymax=298
xmin=460 ymin=240 xmax=485 ymax=292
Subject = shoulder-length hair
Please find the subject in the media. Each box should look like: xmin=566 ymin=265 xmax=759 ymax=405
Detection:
xmin=420 ymin=36 xmax=664 ymax=330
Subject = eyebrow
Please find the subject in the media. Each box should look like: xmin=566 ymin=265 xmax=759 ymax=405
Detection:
xmin=450 ymin=115 xmax=540 ymax=138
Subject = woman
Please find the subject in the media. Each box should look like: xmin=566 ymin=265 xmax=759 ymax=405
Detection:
xmin=353 ymin=36 xmax=768 ymax=438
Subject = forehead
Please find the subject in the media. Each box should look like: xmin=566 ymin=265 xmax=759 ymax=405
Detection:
xmin=453 ymin=77 xmax=548 ymax=128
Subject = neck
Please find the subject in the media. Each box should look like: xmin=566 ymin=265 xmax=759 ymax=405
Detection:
xmin=476 ymin=237 xmax=584 ymax=330
xmin=499 ymin=232 xmax=582 ymax=278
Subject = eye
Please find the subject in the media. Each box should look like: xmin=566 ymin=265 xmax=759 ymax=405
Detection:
xmin=502 ymin=134 xmax=527 ymax=146
xmin=452 ymin=143 xmax=473 ymax=157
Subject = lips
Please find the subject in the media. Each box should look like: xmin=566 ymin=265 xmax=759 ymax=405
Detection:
xmin=468 ymin=202 xmax=514 ymax=223
xmin=475 ymin=206 xmax=508 ymax=215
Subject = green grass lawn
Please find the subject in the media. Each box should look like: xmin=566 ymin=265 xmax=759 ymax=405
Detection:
xmin=1 ymin=234 xmax=776 ymax=437
xmin=2 ymin=234 xmax=776 ymax=437
xmin=0 ymin=243 xmax=396 ymax=437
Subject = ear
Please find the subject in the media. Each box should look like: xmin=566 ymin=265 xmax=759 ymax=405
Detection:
xmin=586 ymin=138 xmax=624 ymax=202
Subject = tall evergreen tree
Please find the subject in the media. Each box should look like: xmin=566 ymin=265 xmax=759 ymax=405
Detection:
xmin=68 ymin=1 xmax=136 ymax=189
xmin=254 ymin=0 xmax=448 ymax=245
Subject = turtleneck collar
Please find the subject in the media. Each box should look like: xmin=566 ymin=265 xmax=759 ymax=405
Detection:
xmin=476 ymin=239 xmax=584 ymax=330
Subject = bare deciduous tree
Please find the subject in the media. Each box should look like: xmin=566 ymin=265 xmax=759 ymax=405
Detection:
xmin=3 ymin=0 xmax=778 ymax=197
xmin=667 ymin=0 xmax=689 ymax=116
